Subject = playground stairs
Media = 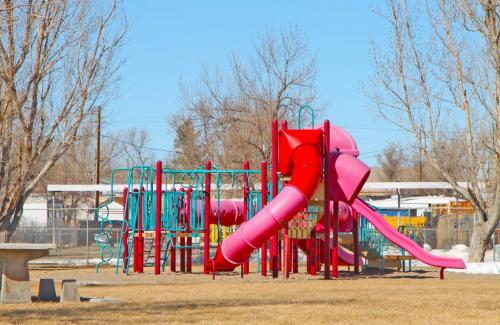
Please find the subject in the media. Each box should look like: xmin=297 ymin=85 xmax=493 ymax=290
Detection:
xmin=358 ymin=222 xmax=416 ymax=271
xmin=142 ymin=233 xmax=171 ymax=270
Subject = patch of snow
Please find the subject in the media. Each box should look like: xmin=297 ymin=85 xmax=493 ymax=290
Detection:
xmin=429 ymin=244 xmax=469 ymax=262
xmin=423 ymin=243 xmax=432 ymax=251
xmin=446 ymin=262 xmax=500 ymax=275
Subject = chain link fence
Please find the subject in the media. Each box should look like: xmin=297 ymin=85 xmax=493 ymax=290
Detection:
xmin=7 ymin=205 xmax=500 ymax=264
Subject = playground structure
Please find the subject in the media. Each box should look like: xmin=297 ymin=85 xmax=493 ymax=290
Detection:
xmin=96 ymin=106 xmax=465 ymax=279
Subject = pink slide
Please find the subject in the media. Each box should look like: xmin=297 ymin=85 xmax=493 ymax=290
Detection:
xmin=338 ymin=245 xmax=364 ymax=265
xmin=352 ymin=198 xmax=465 ymax=269
xmin=211 ymin=131 xmax=324 ymax=271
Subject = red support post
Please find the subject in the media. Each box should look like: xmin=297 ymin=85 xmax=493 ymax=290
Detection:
xmin=285 ymin=233 xmax=292 ymax=278
xmin=154 ymin=161 xmax=162 ymax=275
xmin=310 ymin=235 xmax=317 ymax=276
xmin=352 ymin=207 xmax=359 ymax=274
xmin=122 ymin=188 xmax=129 ymax=273
xmin=332 ymin=201 xmax=339 ymax=278
xmin=138 ymin=187 xmax=144 ymax=273
xmin=180 ymin=188 xmax=186 ymax=273
xmin=133 ymin=188 xmax=139 ymax=273
xmin=323 ymin=120 xmax=331 ymax=279
xmin=243 ymin=160 xmax=250 ymax=274
xmin=180 ymin=237 xmax=186 ymax=272
xmin=292 ymin=239 xmax=299 ymax=273
xmin=186 ymin=188 xmax=193 ymax=273
xmin=260 ymin=161 xmax=268 ymax=277
xmin=306 ymin=239 xmax=311 ymax=274
xmin=270 ymin=120 xmax=279 ymax=277
xmin=170 ymin=237 xmax=176 ymax=272
xmin=204 ymin=161 xmax=212 ymax=274
xmin=280 ymin=120 xmax=288 ymax=276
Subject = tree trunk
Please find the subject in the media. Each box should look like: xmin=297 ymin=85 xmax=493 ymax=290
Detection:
xmin=468 ymin=222 xmax=492 ymax=262
xmin=0 ymin=229 xmax=13 ymax=243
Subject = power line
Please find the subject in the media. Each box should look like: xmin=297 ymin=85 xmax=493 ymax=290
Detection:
xmin=101 ymin=134 xmax=180 ymax=154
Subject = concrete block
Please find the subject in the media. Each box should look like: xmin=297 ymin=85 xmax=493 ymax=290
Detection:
xmin=0 ymin=274 xmax=31 ymax=304
xmin=37 ymin=278 xmax=57 ymax=302
xmin=60 ymin=279 xmax=80 ymax=303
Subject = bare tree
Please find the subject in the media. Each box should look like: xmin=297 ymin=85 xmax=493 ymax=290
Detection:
xmin=39 ymin=121 xmax=121 ymax=215
xmin=171 ymin=118 xmax=200 ymax=169
xmin=174 ymin=25 xmax=319 ymax=169
xmin=369 ymin=0 xmax=500 ymax=261
xmin=376 ymin=142 xmax=406 ymax=181
xmin=119 ymin=128 xmax=155 ymax=167
xmin=0 ymin=1 xmax=125 ymax=241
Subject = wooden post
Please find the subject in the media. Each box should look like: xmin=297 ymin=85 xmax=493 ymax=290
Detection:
xmin=94 ymin=106 xmax=101 ymax=210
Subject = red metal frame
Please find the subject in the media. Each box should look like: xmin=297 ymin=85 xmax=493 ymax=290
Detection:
xmin=281 ymin=120 xmax=288 ymax=277
xmin=122 ymin=187 xmax=129 ymax=273
xmin=180 ymin=188 xmax=186 ymax=272
xmin=186 ymin=188 xmax=193 ymax=273
xmin=204 ymin=161 xmax=211 ymax=274
xmin=352 ymin=207 xmax=359 ymax=274
xmin=243 ymin=160 xmax=250 ymax=274
xmin=260 ymin=161 xmax=268 ymax=276
xmin=271 ymin=120 xmax=279 ymax=277
xmin=154 ymin=160 xmax=162 ymax=275
xmin=292 ymin=239 xmax=299 ymax=273
xmin=138 ymin=187 xmax=144 ymax=273
xmin=323 ymin=120 xmax=331 ymax=279
xmin=170 ymin=237 xmax=176 ymax=272
xmin=332 ymin=201 xmax=339 ymax=278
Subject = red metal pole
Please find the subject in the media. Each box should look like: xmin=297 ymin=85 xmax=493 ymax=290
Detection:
xmin=133 ymin=188 xmax=139 ymax=273
xmin=243 ymin=160 xmax=250 ymax=274
xmin=332 ymin=201 xmax=339 ymax=278
xmin=138 ymin=187 xmax=144 ymax=273
xmin=352 ymin=207 xmax=359 ymax=274
xmin=186 ymin=188 xmax=193 ymax=273
xmin=154 ymin=161 xmax=162 ymax=275
xmin=260 ymin=161 xmax=268 ymax=276
xmin=122 ymin=187 xmax=129 ymax=273
xmin=170 ymin=237 xmax=176 ymax=272
xmin=180 ymin=188 xmax=186 ymax=272
xmin=323 ymin=120 xmax=331 ymax=279
xmin=310 ymin=230 xmax=317 ymax=276
xmin=292 ymin=239 xmax=299 ymax=273
xmin=280 ymin=120 xmax=288 ymax=276
xmin=271 ymin=120 xmax=279 ymax=277
xmin=204 ymin=161 xmax=212 ymax=274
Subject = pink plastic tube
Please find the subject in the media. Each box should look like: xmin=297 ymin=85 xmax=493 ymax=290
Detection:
xmin=212 ymin=142 xmax=323 ymax=271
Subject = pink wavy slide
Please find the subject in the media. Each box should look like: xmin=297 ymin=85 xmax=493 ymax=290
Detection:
xmin=352 ymin=198 xmax=465 ymax=269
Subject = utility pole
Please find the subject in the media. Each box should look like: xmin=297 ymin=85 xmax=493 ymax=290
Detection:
xmin=418 ymin=128 xmax=424 ymax=195
xmin=94 ymin=106 xmax=102 ymax=210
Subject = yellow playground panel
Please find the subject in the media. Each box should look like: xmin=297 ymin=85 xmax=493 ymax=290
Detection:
xmin=210 ymin=224 xmax=232 ymax=244
xmin=383 ymin=216 xmax=426 ymax=231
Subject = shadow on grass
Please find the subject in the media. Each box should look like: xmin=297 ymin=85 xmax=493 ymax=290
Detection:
xmin=4 ymin=296 xmax=357 ymax=321
xmin=302 ymin=268 xmax=436 ymax=280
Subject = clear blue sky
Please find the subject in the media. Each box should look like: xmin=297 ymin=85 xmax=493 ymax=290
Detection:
xmin=107 ymin=1 xmax=409 ymax=166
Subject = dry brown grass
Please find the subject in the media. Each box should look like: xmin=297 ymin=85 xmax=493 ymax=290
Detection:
xmin=1 ymin=265 xmax=499 ymax=324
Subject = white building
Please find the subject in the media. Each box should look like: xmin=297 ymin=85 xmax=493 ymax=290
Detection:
xmin=19 ymin=195 xmax=64 ymax=227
